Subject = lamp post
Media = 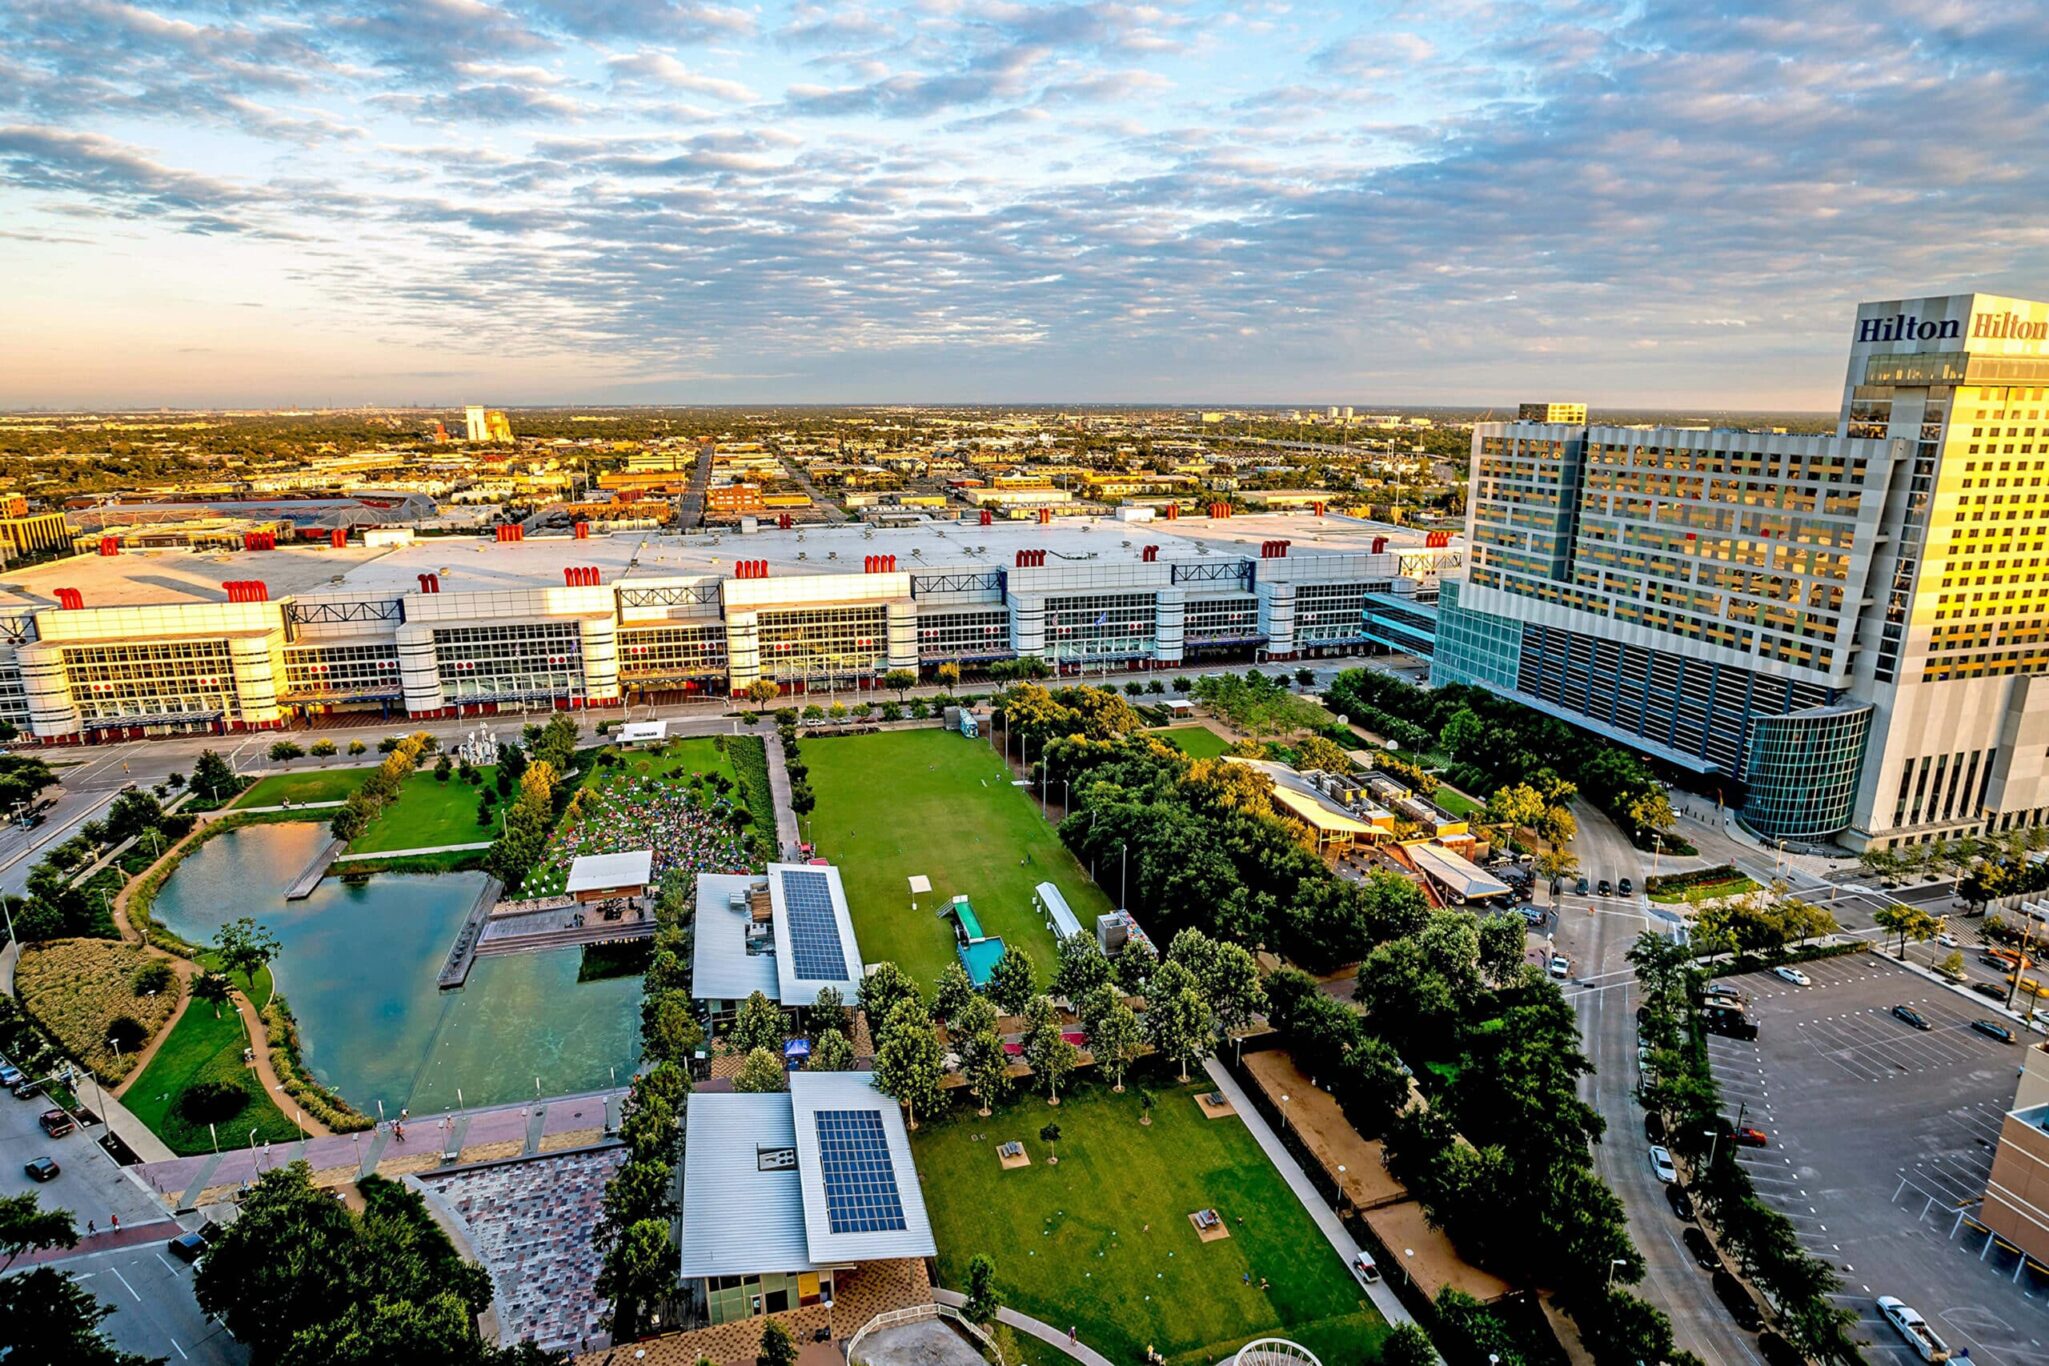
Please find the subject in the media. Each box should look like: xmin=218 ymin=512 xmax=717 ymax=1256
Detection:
xmin=1120 ymin=842 xmax=1129 ymax=912
xmin=1607 ymin=1257 xmax=1628 ymax=1287
xmin=1279 ymin=1093 xmax=1290 ymax=1133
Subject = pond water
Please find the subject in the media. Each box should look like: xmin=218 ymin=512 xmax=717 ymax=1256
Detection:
xmin=150 ymin=822 xmax=642 ymax=1114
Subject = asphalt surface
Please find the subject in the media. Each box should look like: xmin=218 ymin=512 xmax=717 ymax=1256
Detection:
xmin=58 ymin=1240 xmax=245 ymax=1365
xmin=1708 ymin=952 xmax=2049 ymax=1366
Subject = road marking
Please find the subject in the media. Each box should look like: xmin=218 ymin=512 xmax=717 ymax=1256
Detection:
xmin=167 ymin=1336 xmax=188 ymax=1360
xmin=109 ymin=1264 xmax=141 ymax=1302
xmin=154 ymin=1252 xmax=180 ymax=1273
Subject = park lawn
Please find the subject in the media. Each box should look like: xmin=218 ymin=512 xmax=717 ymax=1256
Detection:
xmin=348 ymin=767 xmax=499 ymax=853
xmin=915 ymin=1075 xmax=1385 ymax=1366
xmin=1431 ymin=786 xmax=1484 ymax=819
xmin=235 ymin=768 xmax=373 ymax=808
xmin=124 ymin=997 xmax=304 ymax=1155
xmin=802 ymin=728 xmax=1110 ymax=986
xmin=1151 ymin=724 xmax=1232 ymax=759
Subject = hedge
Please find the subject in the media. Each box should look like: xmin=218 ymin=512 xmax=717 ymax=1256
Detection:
xmin=262 ymin=995 xmax=373 ymax=1132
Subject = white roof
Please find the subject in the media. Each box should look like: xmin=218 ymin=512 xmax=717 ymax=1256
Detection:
xmin=618 ymin=720 xmax=668 ymax=743
xmin=1035 ymin=881 xmax=1082 ymax=939
xmin=1404 ymin=841 xmax=1514 ymax=900
xmin=692 ymin=874 xmax=779 ymax=1004
xmin=908 ymin=875 xmax=932 ymax=895
xmin=1225 ymin=757 xmax=1386 ymax=835
xmin=678 ymin=1093 xmax=817 ymax=1278
xmin=789 ymin=1071 xmax=937 ymax=1266
xmin=768 ymin=863 xmax=863 ymax=1007
xmin=564 ymin=849 xmax=653 ymax=894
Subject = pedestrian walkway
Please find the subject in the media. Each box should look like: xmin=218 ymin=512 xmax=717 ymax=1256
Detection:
xmin=763 ymin=730 xmax=801 ymax=857
xmin=13 ymin=1217 xmax=183 ymax=1268
xmin=333 ymin=839 xmax=493 ymax=861
xmin=931 ymin=1289 xmax=1115 ymax=1366
xmin=1201 ymin=1059 xmax=1416 ymax=1329
xmin=233 ymin=800 xmax=347 ymax=814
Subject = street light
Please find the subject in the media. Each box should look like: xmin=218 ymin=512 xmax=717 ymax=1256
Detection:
xmin=1607 ymin=1257 xmax=1629 ymax=1287
xmin=1120 ymin=842 xmax=1129 ymax=912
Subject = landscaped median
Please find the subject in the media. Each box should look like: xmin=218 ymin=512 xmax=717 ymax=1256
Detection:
xmin=1646 ymin=863 xmax=1760 ymax=905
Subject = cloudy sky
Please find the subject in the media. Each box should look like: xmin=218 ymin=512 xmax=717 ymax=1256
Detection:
xmin=3 ymin=0 xmax=2045 ymax=410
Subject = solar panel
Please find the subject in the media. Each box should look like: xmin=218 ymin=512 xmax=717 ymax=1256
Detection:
xmin=815 ymin=1108 xmax=906 ymax=1234
xmin=782 ymin=868 xmax=848 ymax=981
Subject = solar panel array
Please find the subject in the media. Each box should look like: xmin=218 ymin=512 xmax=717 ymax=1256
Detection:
xmin=815 ymin=1108 xmax=906 ymax=1234
xmin=781 ymin=868 xmax=849 ymax=980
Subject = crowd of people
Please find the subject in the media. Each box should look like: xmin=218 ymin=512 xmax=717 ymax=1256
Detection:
xmin=522 ymin=764 xmax=753 ymax=897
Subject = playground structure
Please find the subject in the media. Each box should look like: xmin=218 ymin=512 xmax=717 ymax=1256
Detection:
xmin=941 ymin=894 xmax=1007 ymax=986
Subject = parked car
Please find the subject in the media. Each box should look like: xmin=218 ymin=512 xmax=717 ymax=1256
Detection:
xmin=24 ymin=1156 xmax=59 ymax=1182
xmin=1972 ymin=1018 xmax=2018 ymax=1044
xmin=1644 ymin=1111 xmax=1666 ymax=1143
xmin=9 ymin=1076 xmax=40 ymax=1099
xmin=0 ymin=1061 xmax=23 ymax=1090
xmin=1704 ymin=982 xmax=1748 ymax=1005
xmin=1971 ymin=981 xmax=2009 ymax=1001
xmin=1665 ymin=1182 xmax=1695 ymax=1221
xmin=37 ymin=1109 xmax=74 ymax=1138
xmin=1597 ymin=879 xmax=1613 ymax=897
xmin=1730 ymin=1126 xmax=1770 ymax=1148
xmin=168 ymin=1231 xmax=208 ymax=1264
xmin=1618 ymin=877 xmax=1634 ymax=896
xmin=1648 ymin=1145 xmax=1677 ymax=1183
xmin=1758 ymin=1332 xmax=1805 ymax=1366
xmin=1773 ymin=965 xmax=1812 ymax=987
xmin=1892 ymin=1004 xmax=1932 ymax=1031
xmin=1518 ymin=904 xmax=1547 ymax=926
xmin=1713 ymin=1268 xmax=1763 ymax=1329
xmin=1549 ymin=955 xmax=1572 ymax=980
xmin=1350 ymin=1249 xmax=1380 ymax=1283
xmin=1576 ymin=876 xmax=1590 ymax=895
xmin=1683 ymin=1225 xmax=1717 ymax=1269
xmin=1877 ymin=1296 xmax=1950 ymax=1362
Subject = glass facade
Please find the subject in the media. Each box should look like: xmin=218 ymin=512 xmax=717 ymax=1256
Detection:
xmin=1429 ymin=581 xmax=1522 ymax=692
xmin=283 ymin=643 xmax=404 ymax=700
xmin=65 ymin=640 xmax=241 ymax=725
xmin=1742 ymin=705 xmax=1873 ymax=840
xmin=757 ymin=604 xmax=889 ymax=682
xmin=703 ymin=1269 xmax=833 ymax=1325
xmin=1045 ymin=592 xmax=1156 ymax=664
xmin=433 ymin=622 xmax=585 ymax=703
xmin=914 ymin=607 xmax=1012 ymax=661
xmin=1182 ymin=594 xmax=1262 ymax=643
xmin=617 ymin=624 xmax=728 ymax=682
xmin=1294 ymin=581 xmax=1383 ymax=646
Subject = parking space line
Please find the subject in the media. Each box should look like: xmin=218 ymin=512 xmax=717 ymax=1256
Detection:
xmin=108 ymin=1264 xmax=140 ymax=1303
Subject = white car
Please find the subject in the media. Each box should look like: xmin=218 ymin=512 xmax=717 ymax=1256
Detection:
xmin=1936 ymin=933 xmax=1960 ymax=949
xmin=1773 ymin=966 xmax=1812 ymax=987
xmin=1648 ymin=1145 xmax=1676 ymax=1183
xmin=1549 ymin=955 xmax=1572 ymax=980
xmin=1877 ymin=1296 xmax=1950 ymax=1363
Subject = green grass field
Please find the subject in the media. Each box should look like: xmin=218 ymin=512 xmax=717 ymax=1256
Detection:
xmin=124 ymin=998 xmax=304 ymax=1155
xmin=1151 ymin=724 xmax=1232 ymax=759
xmin=916 ymin=1076 xmax=1385 ymax=1366
xmin=803 ymin=728 xmax=1111 ymax=986
xmin=235 ymin=768 xmax=372 ymax=807
xmin=1431 ymin=786 xmax=1483 ymax=819
xmin=1648 ymin=873 xmax=1759 ymax=904
xmin=349 ymin=767 xmax=499 ymax=853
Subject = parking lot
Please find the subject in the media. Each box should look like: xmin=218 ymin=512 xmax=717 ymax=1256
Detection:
xmin=1707 ymin=952 xmax=2049 ymax=1366
xmin=58 ymin=1241 xmax=244 ymax=1365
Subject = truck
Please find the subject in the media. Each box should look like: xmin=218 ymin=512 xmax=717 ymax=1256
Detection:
xmin=1703 ymin=1002 xmax=1759 ymax=1040
xmin=1877 ymin=1296 xmax=1949 ymax=1363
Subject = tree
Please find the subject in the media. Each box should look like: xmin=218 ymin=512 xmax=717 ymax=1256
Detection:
xmin=214 ymin=917 xmax=280 ymax=992
xmin=872 ymin=998 xmax=946 ymax=1129
xmin=1 ymin=1190 xmax=76 ymax=1272
xmin=1051 ymin=930 xmax=1111 ymax=1006
xmin=1380 ymin=1324 xmax=1438 ymax=1366
xmin=105 ymin=789 xmax=166 ymax=843
xmin=1088 ymin=992 xmax=1142 ymax=1092
xmin=810 ymin=1027 xmax=855 ymax=1071
xmin=745 ymin=679 xmax=780 ymax=711
xmin=760 ymin=1318 xmax=798 ymax=1366
xmin=883 ymin=668 xmax=917 ymax=701
xmin=729 ymin=990 xmax=786 ymax=1059
xmin=641 ymin=992 xmax=703 ymax=1065
xmin=596 ymin=1218 xmax=675 ymax=1341
xmin=310 ymin=739 xmax=338 ymax=758
xmin=1143 ymin=958 xmax=1211 ymax=1082
xmin=1874 ymin=903 xmax=1940 ymax=959
xmin=986 ymin=943 xmax=1038 ymax=1017
xmin=270 ymin=740 xmax=306 ymax=764
xmin=348 ymin=739 xmax=367 ymax=756
xmin=935 ymin=662 xmax=962 ymax=691
xmin=1293 ymin=734 xmax=1354 ymax=773
xmin=1020 ymin=995 xmax=1078 ymax=1103
xmin=961 ymin=1027 xmax=1012 ymax=1117
xmin=932 ymin=959 xmax=979 ymax=1029
xmin=808 ymin=985 xmax=851 ymax=1038
xmin=962 ymin=1253 xmax=1001 ymax=1326
xmin=734 ymin=1046 xmax=788 ymax=1093
xmin=1039 ymin=1120 xmax=1062 ymax=1164
xmin=1171 ymin=676 xmax=1191 ymax=693
xmin=0 ymin=1266 xmax=157 ymax=1365
xmin=193 ymin=748 xmax=238 ymax=801
xmin=1477 ymin=911 xmax=1529 ymax=988
xmin=858 ymin=960 xmax=922 ymax=1031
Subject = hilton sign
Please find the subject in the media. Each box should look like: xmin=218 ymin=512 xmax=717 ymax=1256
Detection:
xmin=1857 ymin=310 xmax=2049 ymax=345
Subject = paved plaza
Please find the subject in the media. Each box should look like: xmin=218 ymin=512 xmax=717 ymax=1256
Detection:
xmin=425 ymin=1147 xmax=627 ymax=1353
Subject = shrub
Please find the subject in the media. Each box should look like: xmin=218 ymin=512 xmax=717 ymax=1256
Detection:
xmin=15 ymin=939 xmax=181 ymax=1079
xmin=262 ymin=997 xmax=373 ymax=1132
xmin=176 ymin=1078 xmax=251 ymax=1123
xmin=131 ymin=960 xmax=177 ymax=996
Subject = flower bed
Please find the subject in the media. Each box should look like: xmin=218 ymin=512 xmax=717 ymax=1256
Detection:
xmin=15 ymin=938 xmax=182 ymax=1080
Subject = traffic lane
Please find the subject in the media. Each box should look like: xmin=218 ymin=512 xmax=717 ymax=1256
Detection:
xmin=1715 ymin=953 xmax=2046 ymax=1366
xmin=60 ymin=1241 xmax=247 ymax=1365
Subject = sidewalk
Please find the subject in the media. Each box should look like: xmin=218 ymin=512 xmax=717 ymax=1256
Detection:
xmin=333 ymin=839 xmax=492 ymax=861
xmin=932 ymin=1289 xmax=1115 ymax=1366
xmin=1201 ymin=1059 xmax=1416 ymax=1329
xmin=763 ymin=731 xmax=801 ymax=858
xmin=13 ymin=1216 xmax=183 ymax=1268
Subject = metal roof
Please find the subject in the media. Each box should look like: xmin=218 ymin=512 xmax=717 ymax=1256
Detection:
xmin=788 ymin=1072 xmax=936 ymax=1266
xmin=678 ymin=1093 xmax=817 ymax=1278
xmin=1403 ymin=841 xmax=1514 ymax=900
xmin=1034 ymin=881 xmax=1082 ymax=939
xmin=564 ymin=849 xmax=653 ymax=894
xmin=692 ymin=873 xmax=779 ymax=1003
xmin=768 ymin=863 xmax=862 ymax=1007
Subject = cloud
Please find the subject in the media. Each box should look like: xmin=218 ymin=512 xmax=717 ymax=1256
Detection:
xmin=605 ymin=51 xmax=759 ymax=102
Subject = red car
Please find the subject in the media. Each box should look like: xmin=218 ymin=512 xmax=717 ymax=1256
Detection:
xmin=1731 ymin=1126 xmax=1769 ymax=1148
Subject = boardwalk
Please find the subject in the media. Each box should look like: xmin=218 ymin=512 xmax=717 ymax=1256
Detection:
xmin=437 ymin=875 xmax=503 ymax=988
xmin=284 ymin=837 xmax=346 ymax=899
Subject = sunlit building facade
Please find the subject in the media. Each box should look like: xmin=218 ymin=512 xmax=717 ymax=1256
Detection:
xmin=1438 ymin=293 xmax=2049 ymax=848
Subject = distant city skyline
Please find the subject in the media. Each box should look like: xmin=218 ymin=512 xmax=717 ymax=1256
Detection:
xmin=2 ymin=1 xmax=2044 ymax=410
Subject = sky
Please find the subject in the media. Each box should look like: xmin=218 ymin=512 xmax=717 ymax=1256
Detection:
xmin=2 ymin=0 xmax=2047 ymax=411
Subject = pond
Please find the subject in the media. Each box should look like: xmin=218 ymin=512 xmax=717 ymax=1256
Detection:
xmin=150 ymin=821 xmax=643 ymax=1114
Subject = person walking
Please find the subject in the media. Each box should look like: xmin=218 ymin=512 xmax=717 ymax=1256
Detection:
xmin=109 ymin=1213 xmax=119 ymax=1232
